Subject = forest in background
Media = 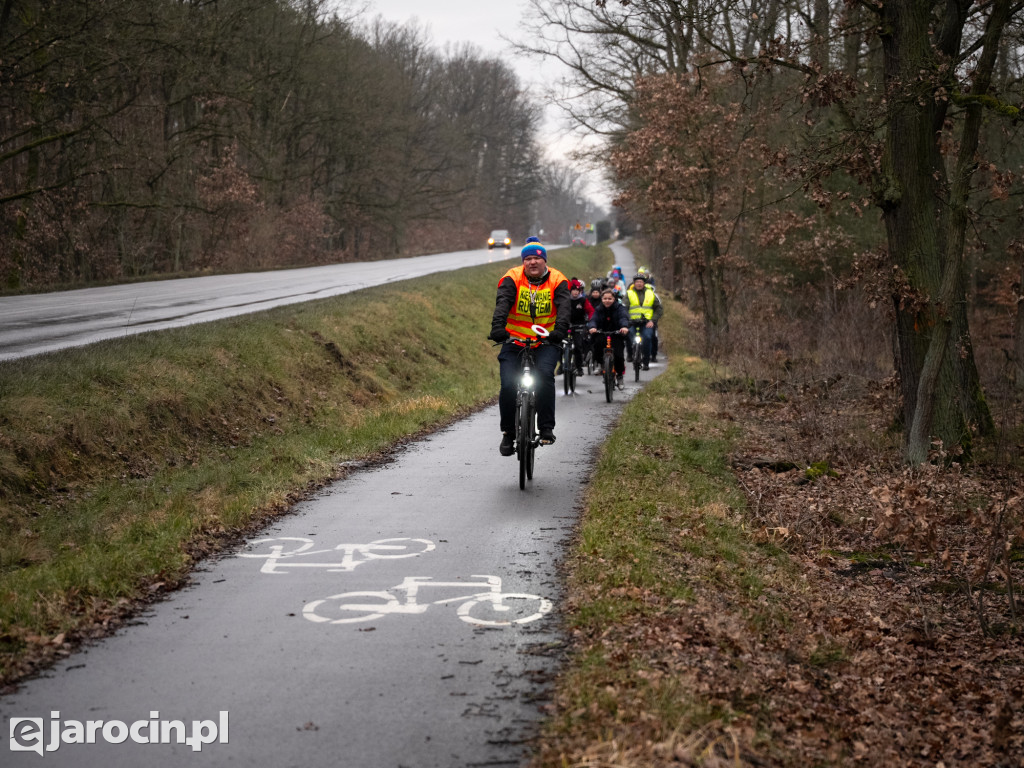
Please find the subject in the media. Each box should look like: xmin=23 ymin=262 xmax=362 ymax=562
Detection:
xmin=0 ymin=0 xmax=597 ymax=290
xmin=515 ymin=0 xmax=1024 ymax=466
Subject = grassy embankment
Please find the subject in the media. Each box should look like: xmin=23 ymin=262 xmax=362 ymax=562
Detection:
xmin=0 ymin=246 xmax=606 ymax=683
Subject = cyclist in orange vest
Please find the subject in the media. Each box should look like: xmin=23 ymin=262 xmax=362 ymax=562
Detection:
xmin=488 ymin=238 xmax=571 ymax=456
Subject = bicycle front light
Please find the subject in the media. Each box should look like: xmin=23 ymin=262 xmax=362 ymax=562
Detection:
xmin=522 ymin=372 xmax=534 ymax=388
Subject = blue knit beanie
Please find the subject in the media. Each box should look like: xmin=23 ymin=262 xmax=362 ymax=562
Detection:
xmin=521 ymin=239 xmax=547 ymax=261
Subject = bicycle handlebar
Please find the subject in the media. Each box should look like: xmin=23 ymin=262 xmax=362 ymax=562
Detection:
xmin=490 ymin=337 xmax=557 ymax=349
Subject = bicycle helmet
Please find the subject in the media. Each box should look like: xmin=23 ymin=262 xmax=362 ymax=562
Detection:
xmin=633 ymin=273 xmax=647 ymax=282
xmin=590 ymin=278 xmax=605 ymax=291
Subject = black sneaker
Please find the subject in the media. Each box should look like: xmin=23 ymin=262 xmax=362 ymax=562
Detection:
xmin=539 ymin=429 xmax=556 ymax=445
xmin=642 ymin=363 xmax=650 ymax=371
xmin=615 ymin=374 xmax=624 ymax=387
xmin=499 ymin=432 xmax=515 ymax=456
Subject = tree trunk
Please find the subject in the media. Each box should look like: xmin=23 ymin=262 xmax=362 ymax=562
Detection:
xmin=700 ymin=236 xmax=729 ymax=354
xmin=1015 ymin=256 xmax=1024 ymax=393
xmin=879 ymin=0 xmax=993 ymax=462
xmin=670 ymin=231 xmax=685 ymax=303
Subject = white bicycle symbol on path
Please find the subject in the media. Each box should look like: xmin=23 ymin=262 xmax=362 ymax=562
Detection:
xmin=303 ymin=575 xmax=553 ymax=627
xmin=239 ymin=537 xmax=435 ymax=574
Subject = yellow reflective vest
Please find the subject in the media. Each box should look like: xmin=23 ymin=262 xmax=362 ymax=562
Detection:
xmin=501 ymin=265 xmax=568 ymax=342
xmin=627 ymin=287 xmax=655 ymax=321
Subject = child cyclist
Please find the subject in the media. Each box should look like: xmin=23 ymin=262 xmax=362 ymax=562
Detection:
xmin=587 ymin=289 xmax=630 ymax=385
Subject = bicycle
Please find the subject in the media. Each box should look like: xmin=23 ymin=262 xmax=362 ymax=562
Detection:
xmin=561 ymin=327 xmax=576 ymax=396
xmin=302 ymin=574 xmax=553 ymax=627
xmin=630 ymin=321 xmax=645 ymax=382
xmin=583 ymin=342 xmax=596 ymax=376
xmin=561 ymin=324 xmax=588 ymax=395
xmin=594 ymin=330 xmax=619 ymax=403
xmin=238 ymin=537 xmax=435 ymax=574
xmin=511 ymin=325 xmax=553 ymax=489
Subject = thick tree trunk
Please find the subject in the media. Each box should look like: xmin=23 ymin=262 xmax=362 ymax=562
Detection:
xmin=1015 ymin=257 xmax=1024 ymax=392
xmin=879 ymin=0 xmax=992 ymax=462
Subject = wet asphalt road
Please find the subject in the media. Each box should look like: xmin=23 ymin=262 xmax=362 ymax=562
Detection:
xmin=0 ymin=247 xmax=533 ymax=361
xmin=1 ymin=244 xmax=653 ymax=767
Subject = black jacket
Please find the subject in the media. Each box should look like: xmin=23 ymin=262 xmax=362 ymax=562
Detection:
xmin=569 ymin=296 xmax=594 ymax=326
xmin=588 ymin=301 xmax=630 ymax=333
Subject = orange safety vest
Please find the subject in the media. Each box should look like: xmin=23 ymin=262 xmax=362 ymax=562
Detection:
xmin=500 ymin=265 xmax=568 ymax=343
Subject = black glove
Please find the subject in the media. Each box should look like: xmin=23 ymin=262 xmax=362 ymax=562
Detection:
xmin=548 ymin=331 xmax=566 ymax=345
xmin=488 ymin=327 xmax=509 ymax=343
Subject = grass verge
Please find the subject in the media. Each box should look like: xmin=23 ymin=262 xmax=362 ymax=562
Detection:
xmin=0 ymin=246 xmax=607 ymax=684
xmin=529 ymin=297 xmax=802 ymax=767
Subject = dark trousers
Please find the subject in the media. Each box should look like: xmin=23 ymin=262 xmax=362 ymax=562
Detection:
xmin=498 ymin=343 xmax=560 ymax=434
xmin=591 ymin=333 xmax=626 ymax=375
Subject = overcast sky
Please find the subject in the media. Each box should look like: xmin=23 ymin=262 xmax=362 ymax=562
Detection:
xmin=356 ymin=0 xmax=611 ymax=210
xmin=364 ymin=0 xmax=529 ymax=58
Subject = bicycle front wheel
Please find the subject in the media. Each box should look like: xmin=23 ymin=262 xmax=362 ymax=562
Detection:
xmin=633 ymin=338 xmax=642 ymax=382
xmin=525 ymin=396 xmax=536 ymax=481
xmin=457 ymin=593 xmax=554 ymax=626
xmin=603 ymin=351 xmax=615 ymax=402
xmin=562 ymin=344 xmax=572 ymax=395
xmin=517 ymin=395 xmax=531 ymax=489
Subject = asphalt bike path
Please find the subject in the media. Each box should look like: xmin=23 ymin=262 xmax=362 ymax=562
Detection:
xmin=2 ymin=244 xmax=653 ymax=767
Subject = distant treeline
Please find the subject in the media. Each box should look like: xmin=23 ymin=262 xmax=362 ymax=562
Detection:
xmin=0 ymin=0 xmax=594 ymax=290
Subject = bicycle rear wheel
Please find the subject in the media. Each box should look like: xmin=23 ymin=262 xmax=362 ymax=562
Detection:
xmin=603 ymin=351 xmax=615 ymax=402
xmin=585 ymin=347 xmax=595 ymax=376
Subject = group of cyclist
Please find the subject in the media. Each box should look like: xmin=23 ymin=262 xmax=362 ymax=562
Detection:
xmin=489 ymin=237 xmax=664 ymax=456
xmin=571 ymin=264 xmax=662 ymax=385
